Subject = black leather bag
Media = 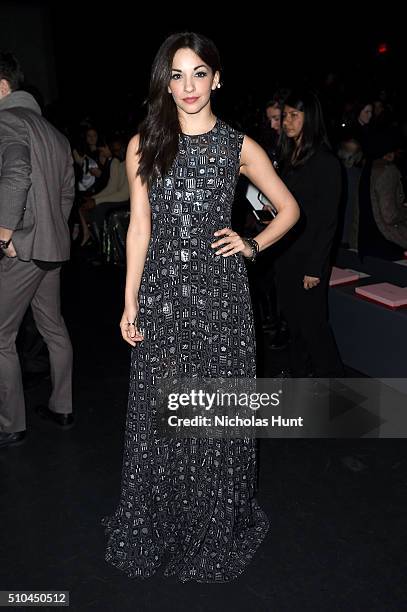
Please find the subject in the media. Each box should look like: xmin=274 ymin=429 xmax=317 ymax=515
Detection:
xmin=103 ymin=207 xmax=130 ymax=265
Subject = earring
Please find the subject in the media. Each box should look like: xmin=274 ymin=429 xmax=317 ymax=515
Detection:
xmin=217 ymin=83 xmax=221 ymax=89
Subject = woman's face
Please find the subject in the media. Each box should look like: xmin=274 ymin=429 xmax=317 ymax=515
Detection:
xmin=358 ymin=104 xmax=373 ymax=125
xmin=86 ymin=129 xmax=98 ymax=147
xmin=266 ymin=104 xmax=281 ymax=134
xmin=282 ymin=105 xmax=304 ymax=142
xmin=167 ymin=47 xmax=220 ymax=115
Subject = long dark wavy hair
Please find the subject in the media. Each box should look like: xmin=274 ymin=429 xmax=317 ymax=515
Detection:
xmin=278 ymin=89 xmax=331 ymax=171
xmin=137 ymin=32 xmax=222 ymax=186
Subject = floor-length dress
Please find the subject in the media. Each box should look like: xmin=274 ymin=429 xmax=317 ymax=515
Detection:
xmin=101 ymin=118 xmax=269 ymax=582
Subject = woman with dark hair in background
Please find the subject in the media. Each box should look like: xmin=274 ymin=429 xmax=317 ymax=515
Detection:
xmin=349 ymin=99 xmax=374 ymax=158
xmin=262 ymin=90 xmax=288 ymax=165
xmin=274 ymin=89 xmax=344 ymax=377
xmin=249 ymin=90 xmax=291 ymax=359
xmin=100 ymin=31 xmax=299 ymax=582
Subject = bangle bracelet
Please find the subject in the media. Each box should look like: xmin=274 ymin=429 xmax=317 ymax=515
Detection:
xmin=243 ymin=237 xmax=259 ymax=263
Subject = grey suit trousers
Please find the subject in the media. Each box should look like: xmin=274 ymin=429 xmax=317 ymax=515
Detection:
xmin=0 ymin=256 xmax=73 ymax=433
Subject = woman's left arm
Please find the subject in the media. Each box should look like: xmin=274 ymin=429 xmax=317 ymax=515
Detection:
xmin=239 ymin=136 xmax=300 ymax=250
xmin=211 ymin=136 xmax=300 ymax=257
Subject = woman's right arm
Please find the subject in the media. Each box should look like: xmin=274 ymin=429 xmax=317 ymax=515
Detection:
xmin=120 ymin=134 xmax=151 ymax=346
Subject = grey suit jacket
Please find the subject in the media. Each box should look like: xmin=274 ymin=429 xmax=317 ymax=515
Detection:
xmin=0 ymin=91 xmax=74 ymax=262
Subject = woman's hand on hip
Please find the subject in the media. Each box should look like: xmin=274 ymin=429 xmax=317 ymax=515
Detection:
xmin=211 ymin=227 xmax=252 ymax=258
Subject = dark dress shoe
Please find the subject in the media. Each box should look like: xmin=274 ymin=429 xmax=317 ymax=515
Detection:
xmin=0 ymin=430 xmax=26 ymax=449
xmin=268 ymin=326 xmax=289 ymax=351
xmin=35 ymin=404 xmax=74 ymax=428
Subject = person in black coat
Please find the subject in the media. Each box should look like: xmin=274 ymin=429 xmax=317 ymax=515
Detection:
xmin=272 ymin=89 xmax=344 ymax=377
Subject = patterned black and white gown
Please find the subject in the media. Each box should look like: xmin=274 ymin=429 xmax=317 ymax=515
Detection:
xmin=101 ymin=118 xmax=269 ymax=583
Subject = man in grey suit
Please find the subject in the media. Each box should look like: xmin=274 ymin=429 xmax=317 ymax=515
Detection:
xmin=0 ymin=51 xmax=75 ymax=449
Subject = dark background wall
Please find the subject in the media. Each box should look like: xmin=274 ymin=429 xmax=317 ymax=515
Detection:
xmin=1 ymin=3 xmax=403 ymax=133
xmin=1 ymin=1 xmax=58 ymax=105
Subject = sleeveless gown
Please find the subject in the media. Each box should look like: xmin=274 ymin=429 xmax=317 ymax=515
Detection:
xmin=101 ymin=118 xmax=269 ymax=582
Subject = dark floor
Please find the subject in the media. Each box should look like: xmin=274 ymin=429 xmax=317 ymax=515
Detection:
xmin=1 ymin=260 xmax=406 ymax=612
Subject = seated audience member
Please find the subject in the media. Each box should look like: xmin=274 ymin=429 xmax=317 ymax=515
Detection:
xmin=79 ymin=136 xmax=129 ymax=248
xmin=370 ymin=130 xmax=407 ymax=249
xmin=358 ymin=130 xmax=405 ymax=259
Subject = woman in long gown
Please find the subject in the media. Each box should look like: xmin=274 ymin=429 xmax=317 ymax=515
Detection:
xmin=101 ymin=31 xmax=299 ymax=583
